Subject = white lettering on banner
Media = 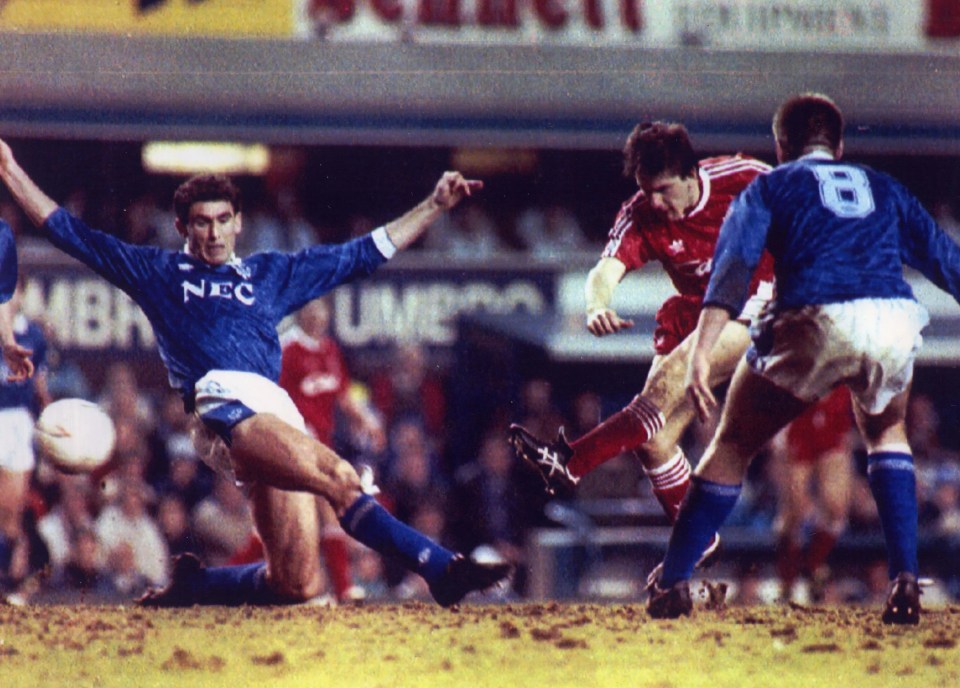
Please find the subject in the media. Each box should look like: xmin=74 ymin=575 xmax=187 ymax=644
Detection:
xmin=334 ymin=280 xmax=547 ymax=346
xmin=21 ymin=277 xmax=156 ymax=350
xmin=664 ymin=0 xmax=920 ymax=48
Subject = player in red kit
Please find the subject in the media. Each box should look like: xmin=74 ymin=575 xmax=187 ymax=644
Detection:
xmin=233 ymin=296 xmax=386 ymax=603
xmin=773 ymin=385 xmax=854 ymax=602
xmin=510 ymin=122 xmax=774 ymax=572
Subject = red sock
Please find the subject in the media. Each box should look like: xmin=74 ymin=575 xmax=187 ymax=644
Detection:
xmin=776 ymin=534 xmax=803 ymax=590
xmin=805 ymin=527 xmax=840 ymax=574
xmin=568 ymin=395 xmax=665 ymax=478
xmin=645 ymin=449 xmax=691 ymax=523
xmin=227 ymin=533 xmax=264 ymax=565
xmin=320 ymin=529 xmax=352 ymax=601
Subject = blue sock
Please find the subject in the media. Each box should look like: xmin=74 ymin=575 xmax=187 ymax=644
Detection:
xmin=659 ymin=478 xmax=741 ymax=588
xmin=340 ymin=494 xmax=454 ymax=585
xmin=867 ymin=451 xmax=919 ymax=579
xmin=0 ymin=534 xmax=10 ymax=573
xmin=197 ymin=562 xmax=281 ymax=606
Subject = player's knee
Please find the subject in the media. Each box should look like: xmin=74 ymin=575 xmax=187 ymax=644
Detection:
xmin=322 ymin=460 xmax=362 ymax=513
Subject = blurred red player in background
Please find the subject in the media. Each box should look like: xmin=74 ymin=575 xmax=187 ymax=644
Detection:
xmin=773 ymin=385 xmax=854 ymax=602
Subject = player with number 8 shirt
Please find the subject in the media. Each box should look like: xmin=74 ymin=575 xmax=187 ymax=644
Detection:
xmin=653 ymin=92 xmax=960 ymax=624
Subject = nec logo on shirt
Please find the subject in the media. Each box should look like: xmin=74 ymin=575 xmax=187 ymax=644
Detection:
xmin=181 ymin=279 xmax=255 ymax=305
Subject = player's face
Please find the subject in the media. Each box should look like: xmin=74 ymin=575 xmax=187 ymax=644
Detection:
xmin=638 ymin=171 xmax=700 ymax=221
xmin=181 ymin=201 xmax=242 ymax=266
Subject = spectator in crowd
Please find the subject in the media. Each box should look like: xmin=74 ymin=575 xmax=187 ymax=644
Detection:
xmin=371 ymin=342 xmax=447 ymax=442
xmin=94 ymin=479 xmax=169 ymax=590
xmin=35 ymin=527 xmax=124 ymax=604
xmin=39 ymin=318 xmax=91 ymax=402
xmin=449 ymin=429 xmax=532 ymax=584
xmin=154 ymin=433 xmax=213 ymax=511
xmin=515 ymin=204 xmax=590 ymax=259
xmin=37 ymin=474 xmax=96 ymax=572
xmin=122 ymin=192 xmax=163 ymax=245
xmin=382 ymin=419 xmax=448 ymax=521
xmin=105 ymin=541 xmax=153 ymax=598
xmin=97 ymin=361 xmax=156 ymax=436
xmin=423 ymin=204 xmax=507 ymax=258
xmin=145 ymin=390 xmax=199 ymax=487
xmin=156 ymin=493 xmax=198 ymax=558
xmin=191 ymin=475 xmax=254 ymax=566
xmin=514 ymin=378 xmax=567 ymax=448
xmin=241 ymin=189 xmax=319 ymax=253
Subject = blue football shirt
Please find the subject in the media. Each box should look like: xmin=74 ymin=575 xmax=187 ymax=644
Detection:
xmin=706 ymin=152 xmax=960 ymax=314
xmin=0 ymin=220 xmax=16 ymax=303
xmin=44 ymin=208 xmax=391 ymax=406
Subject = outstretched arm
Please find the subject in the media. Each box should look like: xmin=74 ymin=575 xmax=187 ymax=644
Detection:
xmin=384 ymin=171 xmax=483 ymax=250
xmin=0 ymin=139 xmax=59 ymax=227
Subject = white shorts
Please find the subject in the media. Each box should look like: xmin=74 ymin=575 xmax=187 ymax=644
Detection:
xmin=747 ymin=298 xmax=929 ymax=415
xmin=193 ymin=370 xmax=307 ymax=477
xmin=0 ymin=407 xmax=37 ymax=473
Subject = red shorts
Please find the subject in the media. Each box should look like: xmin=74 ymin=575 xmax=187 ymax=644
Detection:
xmin=653 ymin=294 xmax=703 ymax=355
xmin=786 ymin=386 xmax=853 ymax=464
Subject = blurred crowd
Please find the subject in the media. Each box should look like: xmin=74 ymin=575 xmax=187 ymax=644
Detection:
xmin=7 ymin=327 xmax=960 ymax=607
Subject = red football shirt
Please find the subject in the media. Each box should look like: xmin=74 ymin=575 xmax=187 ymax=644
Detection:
xmin=279 ymin=325 xmax=350 ymax=446
xmin=603 ymin=154 xmax=775 ymax=298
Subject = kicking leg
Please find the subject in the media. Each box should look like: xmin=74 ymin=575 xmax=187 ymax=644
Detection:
xmin=509 ymin=321 xmax=750 ymax=495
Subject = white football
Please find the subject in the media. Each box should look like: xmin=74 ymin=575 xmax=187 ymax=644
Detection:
xmin=35 ymin=398 xmax=116 ymax=473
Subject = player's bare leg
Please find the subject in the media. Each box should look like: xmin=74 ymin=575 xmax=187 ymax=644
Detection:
xmin=805 ymin=447 xmax=852 ymax=599
xmin=775 ymin=460 xmax=814 ymax=601
xmin=249 ymin=485 xmax=325 ymax=601
xmin=0 ymin=469 xmax=30 ymax=588
xmin=509 ymin=321 xmax=751 ymax=494
xmin=230 ymin=414 xmax=510 ymax=607
xmin=852 ymin=389 xmax=921 ymax=624
xmin=230 ymin=413 xmax=361 ymax=515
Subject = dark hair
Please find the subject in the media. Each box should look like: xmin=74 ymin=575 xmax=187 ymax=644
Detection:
xmin=623 ymin=122 xmax=698 ymax=181
xmin=172 ymin=174 xmax=242 ymax=225
xmin=773 ymin=93 xmax=844 ymax=162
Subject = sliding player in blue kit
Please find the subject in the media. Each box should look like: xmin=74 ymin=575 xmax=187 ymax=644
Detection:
xmin=0 ymin=138 xmax=510 ymax=607
xmin=646 ymin=93 xmax=960 ymax=625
